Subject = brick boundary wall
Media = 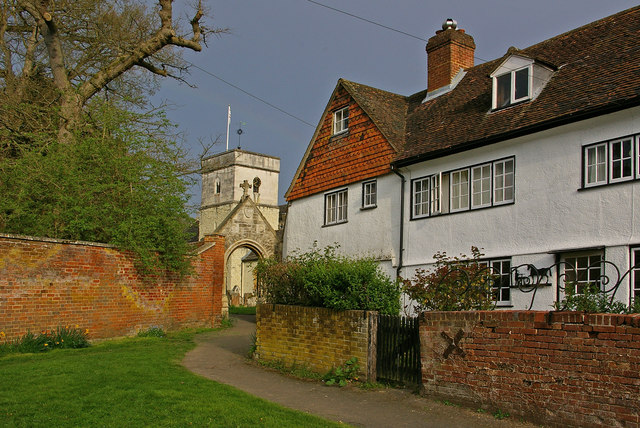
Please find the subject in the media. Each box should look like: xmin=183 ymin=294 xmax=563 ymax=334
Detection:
xmin=0 ymin=234 xmax=225 ymax=341
xmin=256 ymin=304 xmax=377 ymax=381
xmin=420 ymin=310 xmax=640 ymax=428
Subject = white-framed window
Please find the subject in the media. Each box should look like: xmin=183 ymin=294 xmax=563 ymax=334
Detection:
xmin=584 ymin=143 xmax=607 ymax=187
xmin=411 ymin=157 xmax=514 ymax=220
xmin=493 ymin=158 xmax=514 ymax=205
xmin=471 ymin=164 xmax=491 ymax=208
xmin=450 ymin=169 xmax=469 ymax=212
xmin=610 ymin=137 xmax=633 ymax=183
xmin=632 ymin=247 xmax=640 ymax=303
xmin=637 ymin=136 xmax=640 ymax=179
xmin=583 ymin=134 xmax=640 ymax=188
xmin=362 ymin=180 xmax=377 ymax=208
xmin=479 ymin=259 xmax=512 ymax=305
xmin=493 ymin=66 xmax=531 ymax=109
xmin=429 ymin=173 xmax=441 ymax=215
xmin=333 ymin=106 xmax=349 ymax=135
xmin=412 ymin=177 xmax=429 ymax=218
xmin=562 ymin=251 xmax=603 ymax=295
xmin=324 ymin=189 xmax=348 ymax=225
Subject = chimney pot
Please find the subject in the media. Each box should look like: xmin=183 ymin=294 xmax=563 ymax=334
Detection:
xmin=426 ymin=19 xmax=475 ymax=93
xmin=442 ymin=18 xmax=457 ymax=30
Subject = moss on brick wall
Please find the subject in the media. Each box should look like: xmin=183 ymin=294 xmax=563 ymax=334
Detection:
xmin=256 ymin=304 xmax=376 ymax=378
xmin=0 ymin=234 xmax=225 ymax=340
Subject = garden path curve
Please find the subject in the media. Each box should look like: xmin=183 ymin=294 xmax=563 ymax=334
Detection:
xmin=182 ymin=314 xmax=537 ymax=428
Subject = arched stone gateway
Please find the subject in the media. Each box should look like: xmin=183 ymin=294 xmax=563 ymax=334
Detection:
xmin=199 ymin=149 xmax=285 ymax=313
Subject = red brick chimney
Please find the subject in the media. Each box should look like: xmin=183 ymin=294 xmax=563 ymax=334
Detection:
xmin=426 ymin=19 xmax=475 ymax=93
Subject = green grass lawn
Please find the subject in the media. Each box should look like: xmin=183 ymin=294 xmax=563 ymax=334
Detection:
xmin=229 ymin=305 xmax=257 ymax=315
xmin=0 ymin=329 xmax=340 ymax=427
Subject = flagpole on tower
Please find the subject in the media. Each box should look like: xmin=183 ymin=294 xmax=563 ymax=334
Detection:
xmin=226 ymin=105 xmax=231 ymax=151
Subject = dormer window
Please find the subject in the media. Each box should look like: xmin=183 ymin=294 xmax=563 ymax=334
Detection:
xmin=495 ymin=66 xmax=531 ymax=108
xmin=490 ymin=54 xmax=553 ymax=111
xmin=333 ymin=106 xmax=349 ymax=135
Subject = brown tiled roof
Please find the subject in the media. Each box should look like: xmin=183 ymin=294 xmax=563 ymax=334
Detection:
xmin=340 ymin=80 xmax=408 ymax=151
xmin=396 ymin=6 xmax=640 ymax=165
xmin=285 ymin=80 xmax=406 ymax=201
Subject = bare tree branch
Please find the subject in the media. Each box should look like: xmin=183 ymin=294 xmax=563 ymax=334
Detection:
xmin=136 ymin=59 xmax=168 ymax=77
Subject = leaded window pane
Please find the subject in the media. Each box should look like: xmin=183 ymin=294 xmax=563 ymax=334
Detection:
xmin=413 ymin=179 xmax=429 ymax=217
xmin=451 ymin=170 xmax=469 ymax=211
xmin=472 ymin=164 xmax=491 ymax=208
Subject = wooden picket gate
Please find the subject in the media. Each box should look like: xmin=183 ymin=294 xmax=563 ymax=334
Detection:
xmin=376 ymin=315 xmax=421 ymax=386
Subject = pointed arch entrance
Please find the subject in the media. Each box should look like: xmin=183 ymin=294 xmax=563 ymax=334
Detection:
xmin=224 ymin=240 xmax=267 ymax=306
xmin=214 ymin=196 xmax=279 ymax=310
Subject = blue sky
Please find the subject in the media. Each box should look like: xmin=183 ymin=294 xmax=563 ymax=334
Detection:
xmin=155 ymin=0 xmax=637 ymax=208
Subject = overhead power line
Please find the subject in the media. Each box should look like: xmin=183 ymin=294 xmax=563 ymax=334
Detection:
xmin=305 ymin=0 xmax=428 ymax=42
xmin=186 ymin=61 xmax=316 ymax=128
xmin=304 ymin=0 xmax=555 ymax=75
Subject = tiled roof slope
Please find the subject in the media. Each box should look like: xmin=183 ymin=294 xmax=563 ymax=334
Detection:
xmin=285 ymin=81 xmax=407 ymax=201
xmin=396 ymin=6 xmax=640 ymax=165
xmin=340 ymin=80 xmax=408 ymax=151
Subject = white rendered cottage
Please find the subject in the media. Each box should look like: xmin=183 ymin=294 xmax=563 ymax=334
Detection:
xmin=284 ymin=7 xmax=640 ymax=311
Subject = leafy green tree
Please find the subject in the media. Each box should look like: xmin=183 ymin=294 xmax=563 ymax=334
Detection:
xmin=0 ymin=99 xmax=195 ymax=273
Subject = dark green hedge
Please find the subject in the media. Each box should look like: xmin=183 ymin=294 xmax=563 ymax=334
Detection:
xmin=255 ymin=245 xmax=400 ymax=315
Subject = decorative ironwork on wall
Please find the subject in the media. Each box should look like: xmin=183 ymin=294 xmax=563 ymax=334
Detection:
xmin=438 ymin=260 xmax=638 ymax=311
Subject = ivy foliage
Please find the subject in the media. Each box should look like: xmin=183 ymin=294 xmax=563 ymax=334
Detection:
xmin=402 ymin=247 xmax=496 ymax=312
xmin=255 ymin=244 xmax=400 ymax=315
xmin=554 ymin=282 xmax=640 ymax=313
xmin=0 ymin=100 xmax=194 ymax=274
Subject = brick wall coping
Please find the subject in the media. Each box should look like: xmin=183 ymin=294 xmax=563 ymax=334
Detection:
xmin=0 ymin=233 xmax=115 ymax=248
xmin=420 ymin=309 xmax=640 ymax=327
xmin=1 ymin=233 xmax=219 ymax=254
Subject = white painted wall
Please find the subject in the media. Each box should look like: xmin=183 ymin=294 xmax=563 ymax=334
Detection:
xmin=284 ymin=173 xmax=400 ymax=264
xmin=400 ymin=107 xmax=640 ymax=310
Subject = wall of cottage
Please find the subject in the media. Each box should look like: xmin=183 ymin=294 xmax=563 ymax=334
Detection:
xmin=401 ymin=107 xmax=640 ymax=309
xmin=284 ymin=172 xmax=399 ymax=269
xmin=420 ymin=310 xmax=640 ymax=428
xmin=255 ymin=304 xmax=377 ymax=380
xmin=0 ymin=234 xmax=225 ymax=341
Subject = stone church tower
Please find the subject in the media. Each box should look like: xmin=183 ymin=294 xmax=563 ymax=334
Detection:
xmin=199 ymin=149 xmax=282 ymax=307
xmin=199 ymin=149 xmax=280 ymax=237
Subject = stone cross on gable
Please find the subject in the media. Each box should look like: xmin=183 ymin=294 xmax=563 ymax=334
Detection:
xmin=240 ymin=179 xmax=252 ymax=197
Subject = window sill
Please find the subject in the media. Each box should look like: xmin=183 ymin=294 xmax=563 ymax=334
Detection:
xmin=409 ymin=201 xmax=515 ymax=221
xmin=490 ymin=98 xmax=531 ymax=112
xmin=494 ymin=303 xmax=513 ymax=308
xmin=330 ymin=130 xmax=349 ymax=140
xmin=322 ymin=220 xmax=348 ymax=228
xmin=360 ymin=205 xmax=377 ymax=211
xmin=579 ymin=177 xmax=640 ymax=191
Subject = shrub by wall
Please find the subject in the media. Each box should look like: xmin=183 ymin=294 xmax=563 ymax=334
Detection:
xmin=0 ymin=234 xmax=224 ymax=340
xmin=256 ymin=304 xmax=377 ymax=380
xmin=255 ymin=245 xmax=400 ymax=315
xmin=420 ymin=310 xmax=640 ymax=428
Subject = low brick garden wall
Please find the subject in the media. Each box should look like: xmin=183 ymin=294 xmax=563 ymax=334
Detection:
xmin=256 ymin=304 xmax=377 ymax=380
xmin=0 ymin=233 xmax=225 ymax=340
xmin=420 ymin=310 xmax=640 ymax=428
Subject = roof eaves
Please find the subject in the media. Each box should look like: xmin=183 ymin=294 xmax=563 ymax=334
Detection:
xmin=284 ymin=79 xmax=345 ymax=201
xmin=393 ymin=95 xmax=640 ymax=168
